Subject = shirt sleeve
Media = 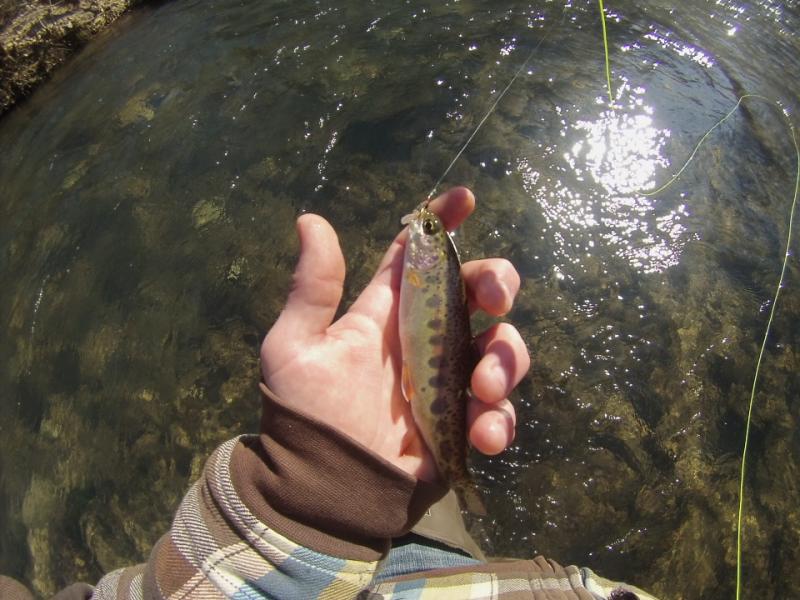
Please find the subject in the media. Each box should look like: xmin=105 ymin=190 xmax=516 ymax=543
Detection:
xmin=92 ymin=384 xmax=445 ymax=599
xmin=90 ymin=385 xmax=659 ymax=600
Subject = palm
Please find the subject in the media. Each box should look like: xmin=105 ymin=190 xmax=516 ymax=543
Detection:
xmin=263 ymin=301 xmax=430 ymax=478
xmin=260 ymin=188 xmax=527 ymax=481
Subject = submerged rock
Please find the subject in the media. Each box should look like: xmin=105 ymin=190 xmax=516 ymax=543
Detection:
xmin=0 ymin=0 xmax=158 ymax=116
xmin=191 ymin=197 xmax=225 ymax=228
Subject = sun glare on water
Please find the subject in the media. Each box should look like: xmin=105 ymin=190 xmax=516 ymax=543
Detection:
xmin=520 ymin=81 xmax=695 ymax=275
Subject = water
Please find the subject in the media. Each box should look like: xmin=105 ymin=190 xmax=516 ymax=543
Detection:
xmin=0 ymin=0 xmax=798 ymax=597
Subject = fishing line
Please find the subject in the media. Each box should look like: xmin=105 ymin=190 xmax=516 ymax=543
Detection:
xmin=642 ymin=94 xmax=772 ymax=197
xmin=426 ymin=9 xmax=799 ymax=595
xmin=591 ymin=5 xmax=797 ymax=589
xmin=426 ymin=48 xmax=537 ymax=201
xmin=426 ymin=6 xmax=570 ymax=202
xmin=598 ymin=0 xmax=613 ymax=103
xmin=639 ymin=94 xmax=799 ymax=600
xmin=734 ymin=101 xmax=798 ymax=600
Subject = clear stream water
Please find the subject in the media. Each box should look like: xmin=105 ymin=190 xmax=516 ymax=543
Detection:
xmin=0 ymin=0 xmax=798 ymax=597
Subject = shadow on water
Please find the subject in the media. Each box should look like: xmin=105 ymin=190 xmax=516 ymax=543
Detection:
xmin=0 ymin=0 xmax=798 ymax=597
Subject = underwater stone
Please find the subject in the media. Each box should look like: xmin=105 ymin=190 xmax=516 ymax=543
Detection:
xmin=226 ymin=257 xmax=246 ymax=282
xmin=117 ymin=87 xmax=156 ymax=126
xmin=191 ymin=197 xmax=224 ymax=229
xmin=62 ymin=160 xmax=89 ymax=190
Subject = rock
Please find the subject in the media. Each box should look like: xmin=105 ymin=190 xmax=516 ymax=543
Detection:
xmin=191 ymin=197 xmax=225 ymax=228
xmin=116 ymin=87 xmax=157 ymax=126
xmin=1 ymin=1 xmax=151 ymax=116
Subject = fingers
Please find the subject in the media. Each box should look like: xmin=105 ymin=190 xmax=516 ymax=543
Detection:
xmin=471 ymin=323 xmax=530 ymax=405
xmin=266 ymin=214 xmax=345 ymax=343
xmin=349 ymin=187 xmax=476 ymax=323
xmin=468 ymin=397 xmax=516 ymax=455
xmin=467 ymin=322 xmax=529 ymax=455
xmin=428 ymin=186 xmax=475 ymax=232
xmin=376 ymin=186 xmax=475 ymax=282
xmin=462 ymin=259 xmax=520 ymax=316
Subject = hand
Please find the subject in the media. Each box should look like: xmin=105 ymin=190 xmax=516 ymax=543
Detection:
xmin=260 ymin=187 xmax=530 ymax=482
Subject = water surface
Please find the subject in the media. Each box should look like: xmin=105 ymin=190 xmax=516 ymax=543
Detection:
xmin=0 ymin=1 xmax=798 ymax=597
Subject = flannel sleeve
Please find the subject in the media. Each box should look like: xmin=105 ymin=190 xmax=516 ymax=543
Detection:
xmin=92 ymin=384 xmax=444 ymax=599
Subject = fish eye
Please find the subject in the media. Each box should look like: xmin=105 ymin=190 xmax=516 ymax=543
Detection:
xmin=422 ymin=219 xmax=436 ymax=234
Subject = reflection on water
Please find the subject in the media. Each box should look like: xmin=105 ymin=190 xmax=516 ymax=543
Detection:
xmin=0 ymin=0 xmax=798 ymax=598
xmin=644 ymin=26 xmax=715 ymax=69
xmin=524 ymin=79 xmax=691 ymax=275
xmin=569 ymin=84 xmax=668 ymax=195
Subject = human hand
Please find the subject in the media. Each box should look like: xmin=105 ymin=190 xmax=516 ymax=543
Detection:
xmin=260 ymin=187 xmax=530 ymax=482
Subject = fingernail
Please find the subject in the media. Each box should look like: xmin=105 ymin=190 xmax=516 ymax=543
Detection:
xmin=492 ymin=363 xmax=507 ymax=395
xmin=480 ymin=274 xmax=509 ymax=314
xmin=498 ymin=280 xmax=511 ymax=313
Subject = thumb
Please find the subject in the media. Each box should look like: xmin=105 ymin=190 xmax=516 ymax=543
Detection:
xmin=267 ymin=214 xmax=345 ymax=345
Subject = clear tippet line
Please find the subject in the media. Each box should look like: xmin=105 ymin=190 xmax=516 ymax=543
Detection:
xmin=426 ymin=8 xmax=568 ymax=201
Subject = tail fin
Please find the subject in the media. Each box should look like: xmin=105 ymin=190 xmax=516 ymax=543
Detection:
xmin=456 ymin=481 xmax=487 ymax=516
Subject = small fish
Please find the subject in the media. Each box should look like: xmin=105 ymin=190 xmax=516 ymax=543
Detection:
xmin=399 ymin=203 xmax=486 ymax=515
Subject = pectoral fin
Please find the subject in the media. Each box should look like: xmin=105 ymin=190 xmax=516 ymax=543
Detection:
xmin=401 ymin=362 xmax=415 ymax=403
xmin=405 ymin=270 xmax=423 ymax=288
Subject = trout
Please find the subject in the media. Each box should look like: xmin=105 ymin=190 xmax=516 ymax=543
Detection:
xmin=399 ymin=204 xmax=486 ymax=515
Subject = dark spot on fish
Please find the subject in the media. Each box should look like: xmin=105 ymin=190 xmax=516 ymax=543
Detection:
xmin=436 ymin=419 xmax=450 ymax=433
xmin=430 ymin=397 xmax=448 ymax=415
xmin=428 ymin=356 xmax=443 ymax=368
xmin=428 ymin=375 xmax=442 ymax=388
xmin=428 ymin=318 xmax=442 ymax=329
xmin=429 ymin=334 xmax=443 ymax=345
xmin=426 ymin=295 xmax=441 ymax=308
xmin=425 ymin=275 xmax=438 ymax=285
xmin=609 ymin=590 xmax=639 ymax=600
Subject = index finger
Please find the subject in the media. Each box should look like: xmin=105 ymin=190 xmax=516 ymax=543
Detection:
xmin=426 ymin=186 xmax=476 ymax=233
xmin=391 ymin=185 xmax=475 ymax=253
xmin=349 ymin=187 xmax=476 ymax=321
xmin=463 ymin=258 xmax=520 ymax=316
xmin=378 ymin=186 xmax=475 ymax=280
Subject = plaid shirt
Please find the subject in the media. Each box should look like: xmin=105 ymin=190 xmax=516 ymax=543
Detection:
xmin=93 ymin=436 xmax=658 ymax=600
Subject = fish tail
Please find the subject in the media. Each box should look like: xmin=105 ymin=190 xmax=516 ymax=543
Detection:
xmin=456 ymin=480 xmax=487 ymax=516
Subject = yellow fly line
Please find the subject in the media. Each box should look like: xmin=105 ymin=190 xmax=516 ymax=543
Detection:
xmin=733 ymin=100 xmax=799 ymax=600
xmin=597 ymin=6 xmax=798 ymax=597
xmin=598 ymin=0 xmax=613 ymax=103
xmin=638 ymin=93 xmax=799 ymax=600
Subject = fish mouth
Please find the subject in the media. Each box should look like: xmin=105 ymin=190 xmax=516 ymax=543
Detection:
xmin=400 ymin=198 xmax=433 ymax=226
xmin=400 ymin=210 xmax=418 ymax=226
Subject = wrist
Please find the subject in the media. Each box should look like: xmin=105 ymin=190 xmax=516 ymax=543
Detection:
xmin=229 ymin=384 xmax=446 ymax=561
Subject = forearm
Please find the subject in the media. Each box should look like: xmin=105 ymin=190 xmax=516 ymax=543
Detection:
xmin=93 ymin=386 xmax=445 ymax=599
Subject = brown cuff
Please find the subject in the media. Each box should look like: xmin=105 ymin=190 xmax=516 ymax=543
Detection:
xmin=229 ymin=383 xmax=447 ymax=562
